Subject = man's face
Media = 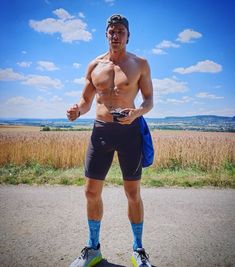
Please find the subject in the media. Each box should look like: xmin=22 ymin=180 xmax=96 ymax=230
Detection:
xmin=106 ymin=24 xmax=129 ymax=52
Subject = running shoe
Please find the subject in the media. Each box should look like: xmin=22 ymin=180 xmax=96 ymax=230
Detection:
xmin=131 ymin=248 xmax=152 ymax=267
xmin=69 ymin=244 xmax=102 ymax=267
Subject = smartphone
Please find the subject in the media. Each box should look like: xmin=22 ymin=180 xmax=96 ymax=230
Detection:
xmin=110 ymin=110 xmax=128 ymax=122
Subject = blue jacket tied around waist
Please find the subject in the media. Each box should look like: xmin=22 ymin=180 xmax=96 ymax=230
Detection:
xmin=138 ymin=116 xmax=154 ymax=168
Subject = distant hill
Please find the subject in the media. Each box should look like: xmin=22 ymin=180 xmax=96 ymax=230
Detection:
xmin=146 ymin=115 xmax=235 ymax=132
xmin=0 ymin=115 xmax=234 ymax=132
xmin=160 ymin=115 xmax=235 ymax=123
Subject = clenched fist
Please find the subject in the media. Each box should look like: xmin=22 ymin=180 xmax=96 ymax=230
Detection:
xmin=67 ymin=104 xmax=80 ymax=121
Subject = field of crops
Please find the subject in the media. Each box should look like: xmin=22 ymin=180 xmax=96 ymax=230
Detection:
xmin=0 ymin=130 xmax=234 ymax=170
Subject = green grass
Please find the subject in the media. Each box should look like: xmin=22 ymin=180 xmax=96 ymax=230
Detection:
xmin=0 ymin=161 xmax=234 ymax=188
xmin=40 ymin=126 xmax=92 ymax=131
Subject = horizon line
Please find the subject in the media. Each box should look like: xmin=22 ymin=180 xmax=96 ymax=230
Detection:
xmin=0 ymin=114 xmax=234 ymax=120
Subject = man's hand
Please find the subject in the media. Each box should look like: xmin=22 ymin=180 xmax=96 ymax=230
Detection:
xmin=117 ymin=108 xmax=141 ymax=124
xmin=67 ymin=104 xmax=80 ymax=121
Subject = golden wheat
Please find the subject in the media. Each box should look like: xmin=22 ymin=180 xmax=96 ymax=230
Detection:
xmin=0 ymin=130 xmax=234 ymax=169
xmin=153 ymin=130 xmax=235 ymax=170
xmin=0 ymin=131 xmax=89 ymax=168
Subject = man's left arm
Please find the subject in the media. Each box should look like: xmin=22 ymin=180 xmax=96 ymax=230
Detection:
xmin=119 ymin=59 xmax=153 ymax=124
xmin=137 ymin=59 xmax=154 ymax=116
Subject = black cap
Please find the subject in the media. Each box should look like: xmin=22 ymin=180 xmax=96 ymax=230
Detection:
xmin=106 ymin=14 xmax=129 ymax=32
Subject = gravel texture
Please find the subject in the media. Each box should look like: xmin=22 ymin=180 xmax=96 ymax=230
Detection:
xmin=0 ymin=185 xmax=235 ymax=267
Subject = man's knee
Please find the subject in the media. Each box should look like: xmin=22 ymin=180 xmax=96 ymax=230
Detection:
xmin=125 ymin=188 xmax=141 ymax=203
xmin=85 ymin=178 xmax=103 ymax=201
xmin=124 ymin=180 xmax=142 ymax=203
xmin=85 ymin=187 xmax=101 ymax=200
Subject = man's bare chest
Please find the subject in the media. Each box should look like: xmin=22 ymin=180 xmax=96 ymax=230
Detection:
xmin=91 ymin=61 xmax=140 ymax=90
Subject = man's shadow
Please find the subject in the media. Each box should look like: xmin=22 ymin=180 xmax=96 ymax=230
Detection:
xmin=96 ymin=258 xmax=157 ymax=267
xmin=96 ymin=259 xmax=125 ymax=267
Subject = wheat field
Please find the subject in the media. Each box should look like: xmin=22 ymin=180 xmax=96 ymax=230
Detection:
xmin=0 ymin=129 xmax=234 ymax=170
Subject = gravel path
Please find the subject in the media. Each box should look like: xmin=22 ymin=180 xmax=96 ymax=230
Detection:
xmin=0 ymin=185 xmax=235 ymax=267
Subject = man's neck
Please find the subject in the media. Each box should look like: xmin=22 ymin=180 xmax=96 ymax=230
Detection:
xmin=108 ymin=49 xmax=127 ymax=63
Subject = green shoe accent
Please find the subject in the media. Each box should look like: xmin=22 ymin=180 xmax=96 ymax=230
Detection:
xmin=131 ymin=255 xmax=138 ymax=267
xmin=131 ymin=248 xmax=152 ymax=267
xmin=87 ymin=255 xmax=102 ymax=267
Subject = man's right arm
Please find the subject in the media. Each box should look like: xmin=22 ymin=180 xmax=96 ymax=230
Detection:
xmin=67 ymin=61 xmax=96 ymax=121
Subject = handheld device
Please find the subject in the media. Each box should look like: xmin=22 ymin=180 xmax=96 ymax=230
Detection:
xmin=110 ymin=109 xmax=128 ymax=122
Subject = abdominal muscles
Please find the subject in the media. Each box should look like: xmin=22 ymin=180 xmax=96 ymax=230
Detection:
xmin=91 ymin=60 xmax=139 ymax=120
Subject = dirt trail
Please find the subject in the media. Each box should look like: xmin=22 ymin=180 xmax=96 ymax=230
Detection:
xmin=0 ymin=185 xmax=234 ymax=267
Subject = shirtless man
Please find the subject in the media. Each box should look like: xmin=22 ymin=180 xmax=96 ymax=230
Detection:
xmin=67 ymin=14 xmax=153 ymax=267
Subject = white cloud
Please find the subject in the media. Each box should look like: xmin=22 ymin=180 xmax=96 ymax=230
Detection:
xmin=155 ymin=95 xmax=193 ymax=105
xmin=53 ymin=8 xmax=74 ymax=20
xmin=152 ymin=78 xmax=188 ymax=95
xmin=0 ymin=68 xmax=63 ymax=90
xmin=166 ymin=96 xmax=193 ymax=104
xmin=152 ymin=40 xmax=179 ymax=55
xmin=21 ymin=50 xmax=27 ymax=54
xmin=196 ymin=92 xmax=224 ymax=99
xmin=193 ymin=100 xmax=204 ymax=105
xmin=0 ymin=68 xmax=25 ymax=81
xmin=152 ymin=48 xmax=167 ymax=55
xmin=78 ymin=12 xmax=85 ymax=18
xmin=171 ymin=75 xmax=179 ymax=80
xmin=182 ymin=96 xmax=193 ymax=102
xmin=65 ymin=90 xmax=81 ymax=97
xmin=152 ymin=30 xmax=201 ymax=56
xmin=212 ymin=108 xmax=235 ymax=116
xmin=154 ymin=96 xmax=166 ymax=104
xmin=17 ymin=61 xmax=32 ymax=68
xmin=104 ymin=0 xmax=115 ymax=6
xmin=37 ymin=61 xmax=59 ymax=71
xmin=173 ymin=60 xmax=222 ymax=74
xmin=6 ymin=96 xmax=34 ymax=105
xmin=51 ymin=95 xmax=63 ymax=102
xmin=156 ymin=40 xmax=180 ymax=49
xmin=177 ymin=29 xmax=202 ymax=43
xmin=29 ymin=8 xmax=92 ymax=43
xmin=73 ymin=77 xmax=85 ymax=85
xmin=36 ymin=96 xmax=46 ymax=103
xmin=188 ymin=107 xmax=235 ymax=117
xmin=73 ymin=63 xmax=81 ymax=69
xmin=23 ymin=75 xmax=63 ymax=89
xmin=1 ymin=95 xmax=70 ymax=118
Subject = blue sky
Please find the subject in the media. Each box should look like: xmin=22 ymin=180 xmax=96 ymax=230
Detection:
xmin=0 ymin=0 xmax=234 ymax=118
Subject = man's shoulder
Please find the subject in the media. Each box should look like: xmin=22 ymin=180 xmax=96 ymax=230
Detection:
xmin=87 ymin=53 xmax=108 ymax=67
xmin=92 ymin=53 xmax=108 ymax=63
xmin=96 ymin=52 xmax=108 ymax=60
xmin=127 ymin=52 xmax=149 ymax=66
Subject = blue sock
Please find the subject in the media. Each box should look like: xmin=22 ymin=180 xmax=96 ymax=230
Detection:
xmin=87 ymin=220 xmax=101 ymax=249
xmin=131 ymin=222 xmax=143 ymax=250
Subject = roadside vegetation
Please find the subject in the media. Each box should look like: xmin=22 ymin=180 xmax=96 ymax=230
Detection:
xmin=0 ymin=130 xmax=234 ymax=187
xmin=0 ymin=161 xmax=234 ymax=188
xmin=41 ymin=126 xmax=91 ymax=131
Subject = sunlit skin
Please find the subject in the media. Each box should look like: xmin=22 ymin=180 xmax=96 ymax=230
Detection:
xmin=66 ymin=23 xmax=154 ymax=228
xmin=67 ymin=23 xmax=153 ymax=125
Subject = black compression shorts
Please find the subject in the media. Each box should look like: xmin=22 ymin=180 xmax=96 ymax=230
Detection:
xmin=85 ymin=119 xmax=142 ymax=181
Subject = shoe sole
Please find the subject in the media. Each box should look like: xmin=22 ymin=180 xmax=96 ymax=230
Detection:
xmin=87 ymin=255 xmax=102 ymax=267
xmin=131 ymin=256 xmax=138 ymax=267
